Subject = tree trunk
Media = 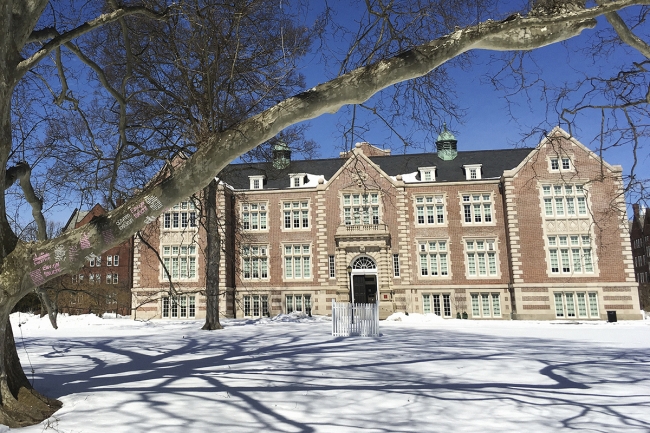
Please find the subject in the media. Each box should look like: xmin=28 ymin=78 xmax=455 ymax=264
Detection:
xmin=202 ymin=179 xmax=222 ymax=330
xmin=0 ymin=314 xmax=61 ymax=427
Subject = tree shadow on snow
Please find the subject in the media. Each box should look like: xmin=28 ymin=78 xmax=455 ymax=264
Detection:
xmin=18 ymin=321 xmax=650 ymax=432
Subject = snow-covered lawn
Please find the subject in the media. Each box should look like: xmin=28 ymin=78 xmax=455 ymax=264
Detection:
xmin=7 ymin=312 xmax=650 ymax=433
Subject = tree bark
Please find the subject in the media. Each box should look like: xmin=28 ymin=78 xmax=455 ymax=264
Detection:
xmin=202 ymin=179 xmax=222 ymax=330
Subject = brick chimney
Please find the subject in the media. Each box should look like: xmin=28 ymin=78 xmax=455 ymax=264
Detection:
xmin=633 ymin=203 xmax=640 ymax=219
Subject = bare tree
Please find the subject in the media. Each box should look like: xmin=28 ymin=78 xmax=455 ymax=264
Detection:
xmin=0 ymin=0 xmax=649 ymax=426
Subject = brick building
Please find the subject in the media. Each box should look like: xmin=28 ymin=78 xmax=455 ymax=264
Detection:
xmin=630 ymin=204 xmax=650 ymax=310
xmin=52 ymin=204 xmax=133 ymax=316
xmin=131 ymin=126 xmax=641 ymax=321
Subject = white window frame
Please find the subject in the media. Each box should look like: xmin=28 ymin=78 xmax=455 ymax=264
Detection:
xmin=242 ymin=245 xmax=269 ymax=280
xmin=418 ymin=166 xmax=436 ymax=182
xmin=342 ymin=192 xmax=381 ymax=226
xmin=243 ymin=294 xmax=269 ymax=317
xmin=286 ymin=294 xmax=312 ymax=314
xmin=393 ymin=254 xmax=401 ymax=277
xmin=418 ymin=240 xmax=450 ymax=278
xmin=415 ymin=195 xmax=446 ymax=226
xmin=463 ymin=164 xmax=482 ymax=180
xmin=161 ymin=244 xmax=198 ymax=281
xmin=329 ymin=255 xmax=335 ymax=278
xmin=162 ymin=295 xmax=196 ymax=319
xmin=553 ymin=291 xmax=599 ymax=319
xmin=283 ymin=244 xmax=312 ymax=280
xmin=460 ymin=193 xmax=494 ymax=225
xmin=422 ymin=294 xmax=452 ymax=317
xmin=289 ymin=173 xmax=307 ymax=188
xmin=548 ymin=156 xmax=574 ymax=172
xmin=242 ymin=202 xmax=268 ymax=231
xmin=283 ymin=201 xmax=310 ymax=230
xmin=470 ymin=293 xmax=502 ymax=318
xmin=249 ymin=175 xmax=265 ymax=190
xmin=541 ymin=183 xmax=588 ymax=218
xmin=465 ymin=239 xmax=499 ymax=278
xmin=163 ymin=201 xmax=198 ymax=231
xmin=547 ymin=234 xmax=595 ymax=276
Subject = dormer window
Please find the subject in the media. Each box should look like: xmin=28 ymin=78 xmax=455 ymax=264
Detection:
xmin=463 ymin=164 xmax=482 ymax=180
xmin=249 ymin=175 xmax=265 ymax=190
xmin=290 ymin=173 xmax=307 ymax=188
xmin=418 ymin=166 xmax=436 ymax=182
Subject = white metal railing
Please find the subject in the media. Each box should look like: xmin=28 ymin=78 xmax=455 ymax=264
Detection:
xmin=332 ymin=300 xmax=379 ymax=337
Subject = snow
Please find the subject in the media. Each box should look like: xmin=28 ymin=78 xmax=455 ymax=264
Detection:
xmin=7 ymin=312 xmax=650 ymax=433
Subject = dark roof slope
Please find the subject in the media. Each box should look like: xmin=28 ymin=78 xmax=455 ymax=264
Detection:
xmin=220 ymin=148 xmax=533 ymax=190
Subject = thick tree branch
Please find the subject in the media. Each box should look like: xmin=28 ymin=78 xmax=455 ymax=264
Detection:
xmin=5 ymin=162 xmax=46 ymax=241
xmin=596 ymin=0 xmax=650 ymax=58
xmin=16 ymin=6 xmax=170 ymax=78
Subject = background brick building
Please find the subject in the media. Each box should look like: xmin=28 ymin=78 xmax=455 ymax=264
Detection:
xmin=630 ymin=203 xmax=650 ymax=310
xmin=132 ymin=126 xmax=641 ymax=321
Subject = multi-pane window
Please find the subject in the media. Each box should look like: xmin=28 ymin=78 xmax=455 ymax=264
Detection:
xmin=465 ymin=239 xmax=498 ymax=277
xmin=286 ymin=294 xmax=312 ymax=314
xmin=393 ymin=254 xmax=400 ymax=277
xmin=547 ymin=234 xmax=594 ymax=274
xmin=88 ymin=255 xmax=101 ymax=267
xmin=554 ymin=292 xmax=599 ymax=318
xmin=106 ymin=273 xmax=118 ymax=284
xmin=162 ymin=295 xmax=196 ymax=319
xmin=242 ymin=245 xmax=269 ymax=280
xmin=163 ymin=201 xmax=197 ymax=230
xmin=470 ymin=293 xmax=501 ymax=318
xmin=461 ymin=194 xmax=493 ymax=224
xmin=343 ymin=193 xmax=380 ymax=225
xmin=106 ymin=255 xmax=119 ymax=266
xmin=422 ymin=294 xmax=452 ymax=317
xmin=284 ymin=201 xmax=309 ymax=229
xmin=418 ymin=240 xmax=449 ymax=277
xmin=284 ymin=244 xmax=311 ymax=279
xmin=329 ymin=255 xmax=335 ymax=278
xmin=161 ymin=244 xmax=197 ymax=280
xmin=542 ymin=184 xmax=587 ymax=217
xmin=243 ymin=294 xmax=269 ymax=317
xmin=550 ymin=157 xmax=572 ymax=171
xmin=242 ymin=202 xmax=267 ymax=231
xmin=415 ymin=195 xmax=445 ymax=225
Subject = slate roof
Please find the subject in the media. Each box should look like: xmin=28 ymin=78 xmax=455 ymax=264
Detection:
xmin=219 ymin=147 xmax=534 ymax=190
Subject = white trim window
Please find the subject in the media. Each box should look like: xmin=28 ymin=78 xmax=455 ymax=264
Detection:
xmin=553 ymin=291 xmax=599 ymax=318
xmin=547 ymin=234 xmax=594 ymax=275
xmin=542 ymin=184 xmax=587 ymax=218
xmin=549 ymin=156 xmax=572 ymax=172
xmin=249 ymin=175 xmax=265 ymax=190
xmin=242 ymin=245 xmax=269 ymax=280
xmin=463 ymin=164 xmax=482 ymax=180
xmin=470 ymin=293 xmax=501 ymax=318
xmin=243 ymin=294 xmax=269 ymax=317
xmin=422 ymin=294 xmax=452 ymax=317
xmin=418 ymin=240 xmax=449 ymax=277
xmin=419 ymin=166 xmax=436 ymax=182
xmin=162 ymin=244 xmax=198 ymax=280
xmin=284 ymin=201 xmax=310 ymax=229
xmin=329 ymin=255 xmax=335 ymax=278
xmin=415 ymin=195 xmax=445 ymax=225
xmin=461 ymin=194 xmax=493 ymax=224
xmin=393 ymin=254 xmax=400 ymax=277
xmin=163 ymin=201 xmax=197 ymax=230
xmin=162 ymin=295 xmax=196 ymax=319
xmin=106 ymin=273 xmax=119 ymax=284
xmin=242 ymin=202 xmax=268 ymax=231
xmin=465 ymin=239 xmax=498 ymax=277
xmin=286 ymin=294 xmax=312 ymax=314
xmin=343 ymin=192 xmax=380 ymax=225
xmin=284 ymin=244 xmax=311 ymax=279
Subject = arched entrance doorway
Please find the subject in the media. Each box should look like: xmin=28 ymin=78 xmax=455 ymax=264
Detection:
xmin=350 ymin=256 xmax=378 ymax=304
